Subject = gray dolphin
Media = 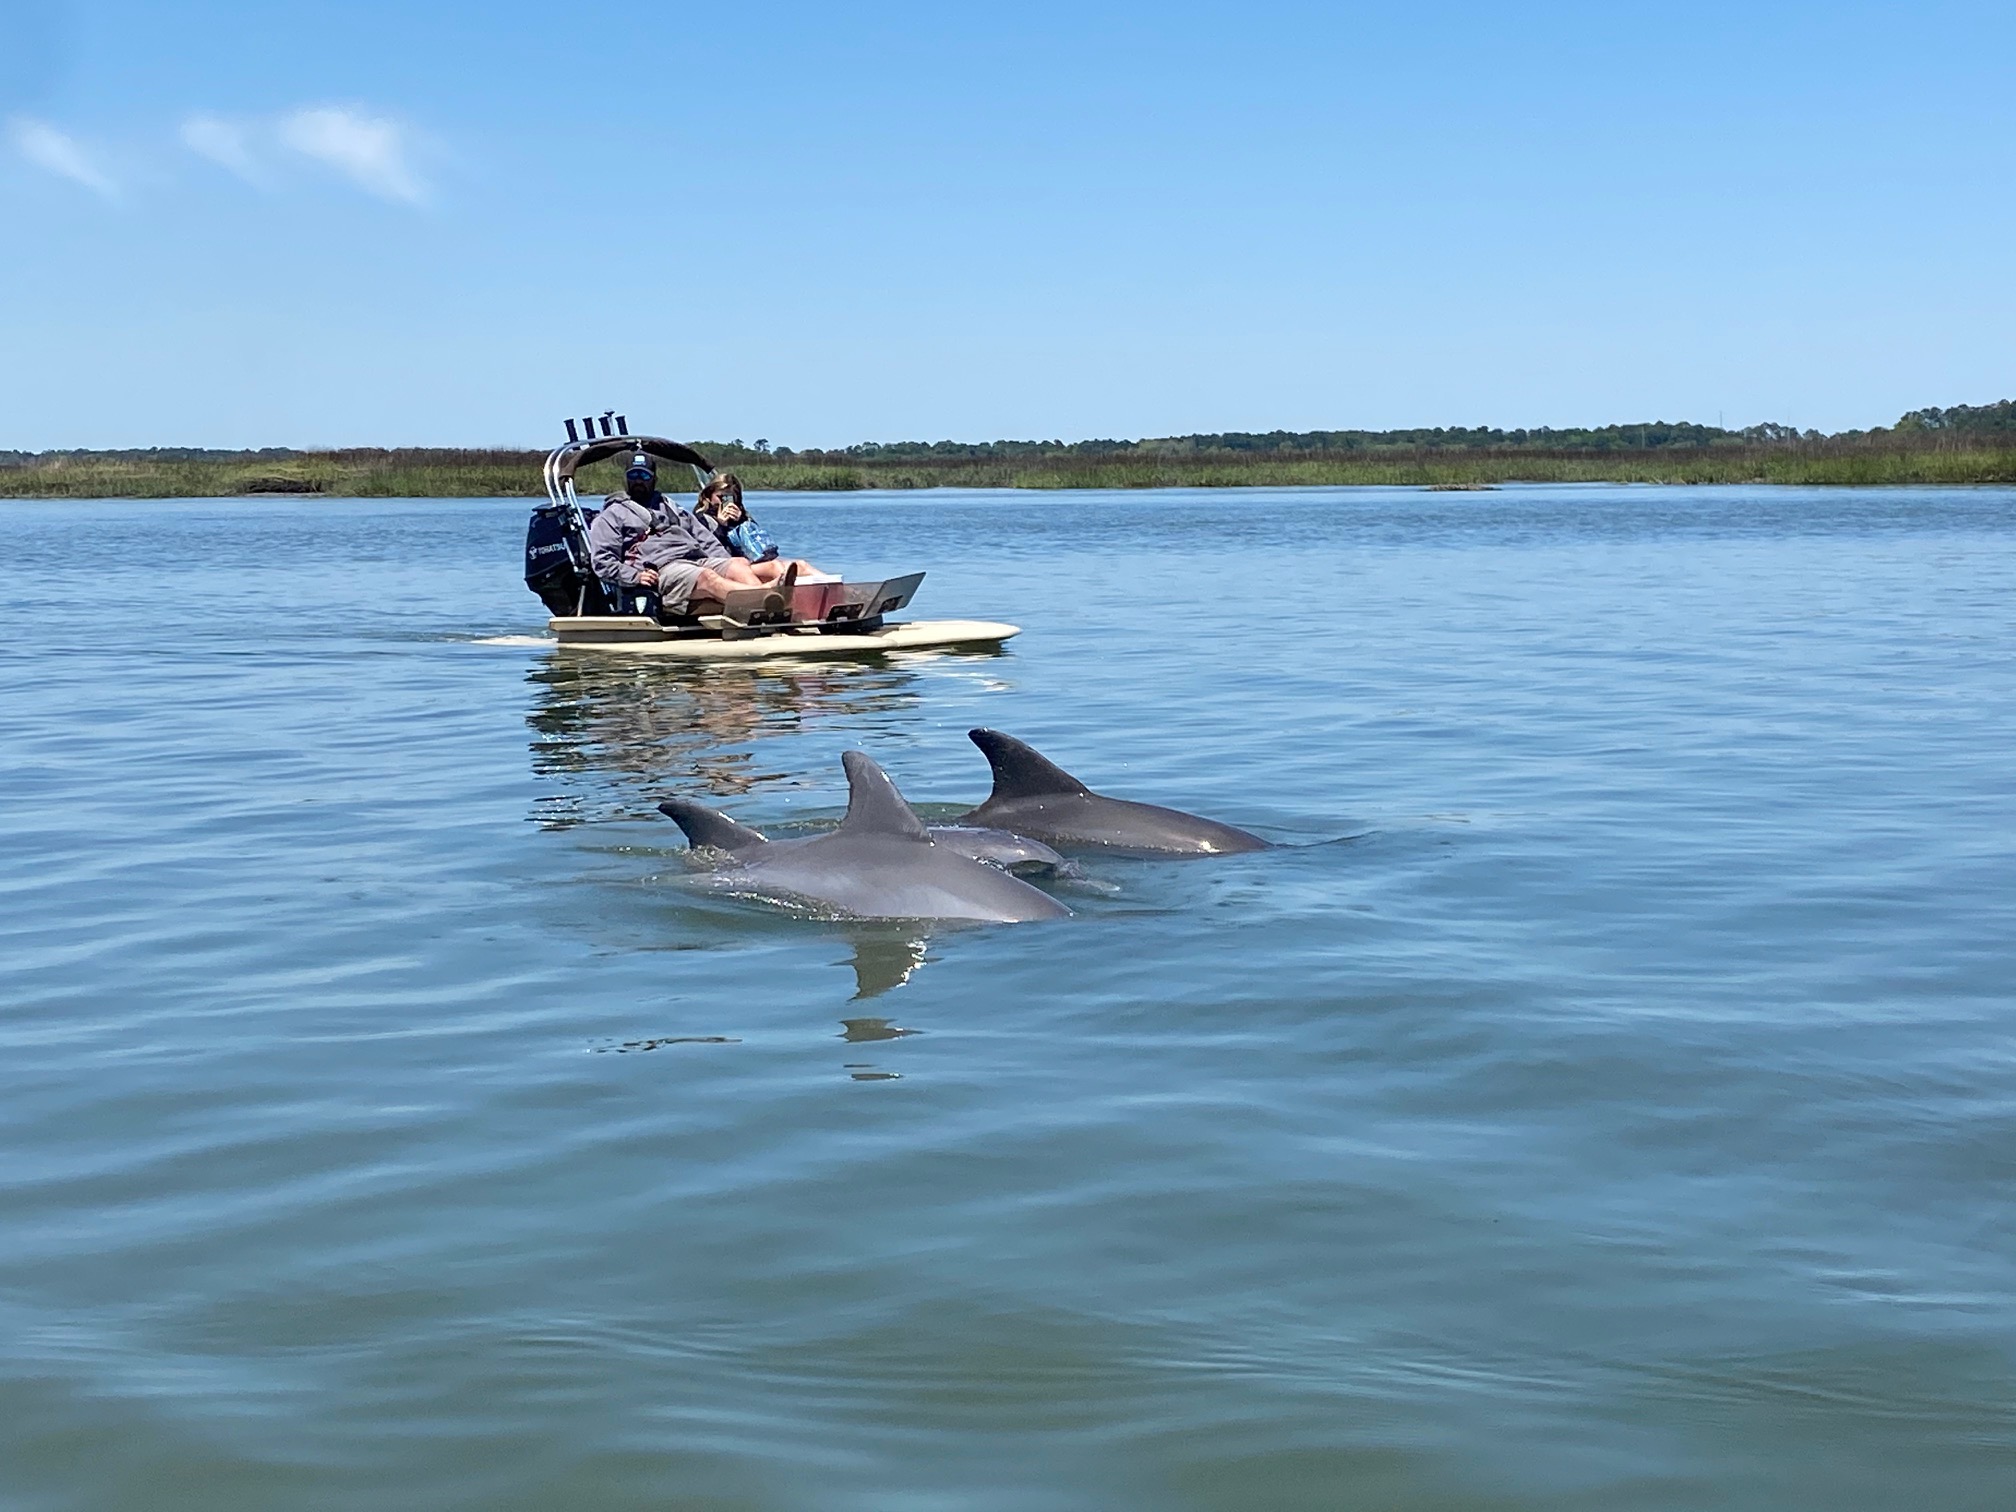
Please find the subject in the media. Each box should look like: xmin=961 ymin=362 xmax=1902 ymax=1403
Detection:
xmin=658 ymin=751 xmax=1072 ymax=923
xmin=924 ymin=826 xmax=1067 ymax=873
xmin=954 ymin=728 xmax=1270 ymax=856
xmin=654 ymin=801 xmax=1064 ymax=875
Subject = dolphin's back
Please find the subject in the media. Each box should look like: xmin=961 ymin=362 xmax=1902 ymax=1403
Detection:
xmin=703 ymin=750 xmax=1071 ymax=922
xmin=970 ymin=729 xmax=1090 ymax=803
xmin=957 ymin=728 xmax=1269 ymax=856
xmin=927 ymin=825 xmax=1066 ymax=872
xmin=658 ymin=798 xmax=770 ymax=853
xmin=992 ymin=792 xmax=1265 ymax=856
xmin=740 ymin=832 xmax=1070 ymax=921
xmin=838 ymin=750 xmax=933 ymax=840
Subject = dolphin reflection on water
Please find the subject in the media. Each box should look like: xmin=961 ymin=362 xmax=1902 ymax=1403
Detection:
xmin=840 ymin=932 xmax=934 ymax=999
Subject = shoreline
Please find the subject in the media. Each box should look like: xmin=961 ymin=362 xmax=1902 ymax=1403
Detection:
xmin=5 ymin=445 xmax=2014 ymax=498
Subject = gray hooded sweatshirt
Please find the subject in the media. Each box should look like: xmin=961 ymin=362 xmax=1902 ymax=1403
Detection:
xmin=585 ymin=492 xmax=732 ymax=587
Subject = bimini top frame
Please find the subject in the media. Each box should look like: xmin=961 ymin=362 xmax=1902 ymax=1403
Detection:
xmin=542 ymin=434 xmax=716 ymax=508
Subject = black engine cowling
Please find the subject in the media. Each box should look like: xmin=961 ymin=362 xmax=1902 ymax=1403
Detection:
xmin=524 ymin=504 xmax=610 ymax=617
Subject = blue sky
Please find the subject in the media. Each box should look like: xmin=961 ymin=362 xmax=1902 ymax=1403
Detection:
xmin=3 ymin=0 xmax=2012 ymax=449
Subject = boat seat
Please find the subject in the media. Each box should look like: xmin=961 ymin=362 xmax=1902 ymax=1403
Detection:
xmin=602 ymin=580 xmax=657 ymax=616
xmin=600 ymin=581 xmax=700 ymax=627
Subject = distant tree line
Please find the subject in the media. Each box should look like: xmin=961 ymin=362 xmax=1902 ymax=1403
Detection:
xmin=733 ymin=401 xmax=2016 ymax=466
xmin=1888 ymin=399 xmax=2016 ymax=436
xmin=3 ymin=400 xmax=2013 ymax=496
xmin=6 ymin=401 xmax=2013 ymax=474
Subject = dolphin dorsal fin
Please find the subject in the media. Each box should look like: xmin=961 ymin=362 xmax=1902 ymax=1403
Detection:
xmin=657 ymin=799 xmax=769 ymax=852
xmin=970 ymin=729 xmax=1090 ymax=801
xmin=838 ymin=751 xmax=931 ymax=841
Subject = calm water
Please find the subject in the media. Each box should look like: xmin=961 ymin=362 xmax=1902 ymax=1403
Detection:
xmin=4 ymin=485 xmax=2014 ymax=1511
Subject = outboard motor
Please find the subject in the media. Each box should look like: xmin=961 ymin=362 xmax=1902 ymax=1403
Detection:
xmin=524 ymin=503 xmax=609 ymax=616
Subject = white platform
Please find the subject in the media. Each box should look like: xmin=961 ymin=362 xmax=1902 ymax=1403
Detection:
xmin=546 ymin=617 xmax=1021 ymax=659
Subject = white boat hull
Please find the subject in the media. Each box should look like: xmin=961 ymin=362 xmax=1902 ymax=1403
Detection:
xmin=546 ymin=616 xmax=1020 ymax=658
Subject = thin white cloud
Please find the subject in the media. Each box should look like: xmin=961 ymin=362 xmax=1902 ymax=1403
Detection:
xmin=278 ymin=106 xmax=426 ymax=204
xmin=10 ymin=116 xmax=118 ymax=198
xmin=179 ymin=113 xmax=268 ymax=187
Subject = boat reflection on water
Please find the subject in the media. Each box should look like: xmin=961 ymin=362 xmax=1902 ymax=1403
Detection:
xmin=525 ymin=654 xmax=923 ymax=825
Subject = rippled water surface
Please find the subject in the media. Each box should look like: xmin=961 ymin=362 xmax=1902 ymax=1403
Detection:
xmin=5 ymin=485 xmax=2015 ymax=1510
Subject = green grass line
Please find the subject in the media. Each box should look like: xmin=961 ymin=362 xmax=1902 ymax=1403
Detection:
xmin=4 ymin=443 xmax=2015 ymax=498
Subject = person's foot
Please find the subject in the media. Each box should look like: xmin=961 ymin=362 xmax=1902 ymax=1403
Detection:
xmin=762 ymin=563 xmax=799 ymax=621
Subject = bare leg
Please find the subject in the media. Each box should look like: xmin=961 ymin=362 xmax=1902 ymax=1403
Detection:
xmin=693 ymin=565 xmax=758 ymax=600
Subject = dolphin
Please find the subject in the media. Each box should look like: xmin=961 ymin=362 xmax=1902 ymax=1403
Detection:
xmin=924 ymin=826 xmax=1067 ymax=874
xmin=654 ymin=801 xmax=1064 ymax=875
xmin=954 ymin=728 xmax=1270 ymax=856
xmin=658 ymin=751 xmax=1072 ymax=923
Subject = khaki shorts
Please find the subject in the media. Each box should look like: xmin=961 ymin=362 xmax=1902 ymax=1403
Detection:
xmin=650 ymin=559 xmax=709 ymax=614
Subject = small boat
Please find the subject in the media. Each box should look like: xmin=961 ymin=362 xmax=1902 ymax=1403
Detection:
xmin=524 ymin=422 xmax=1019 ymax=658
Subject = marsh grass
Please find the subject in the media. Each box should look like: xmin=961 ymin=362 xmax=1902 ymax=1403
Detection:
xmin=4 ymin=439 xmax=2013 ymax=498
xmin=0 ymin=448 xmax=537 ymax=500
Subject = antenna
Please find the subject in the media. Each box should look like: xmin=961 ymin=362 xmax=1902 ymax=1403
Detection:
xmin=564 ymin=418 xmax=580 ymax=443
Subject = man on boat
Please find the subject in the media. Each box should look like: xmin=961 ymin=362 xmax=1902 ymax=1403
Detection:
xmin=587 ymin=453 xmax=797 ymax=615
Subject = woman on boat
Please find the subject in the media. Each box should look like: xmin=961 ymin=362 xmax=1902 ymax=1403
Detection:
xmin=693 ymin=474 xmax=766 ymax=558
xmin=694 ymin=473 xmax=819 ymax=579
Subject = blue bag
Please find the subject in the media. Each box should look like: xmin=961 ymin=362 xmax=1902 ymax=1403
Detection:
xmin=727 ymin=518 xmax=779 ymax=562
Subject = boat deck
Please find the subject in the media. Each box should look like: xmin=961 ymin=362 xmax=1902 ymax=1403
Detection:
xmin=547 ymin=617 xmax=1020 ymax=658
